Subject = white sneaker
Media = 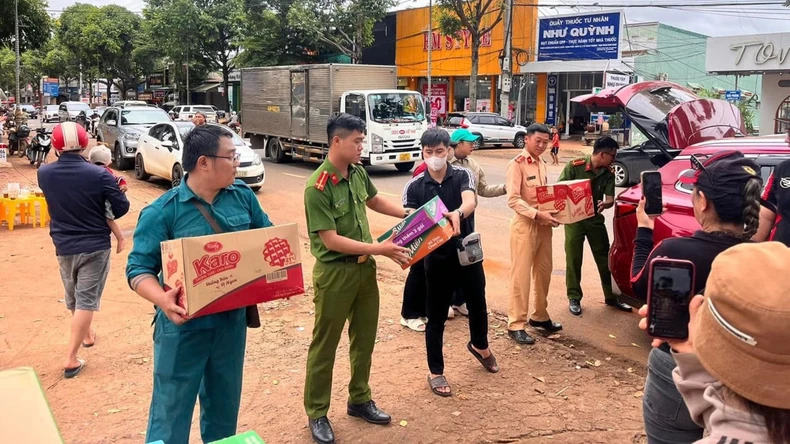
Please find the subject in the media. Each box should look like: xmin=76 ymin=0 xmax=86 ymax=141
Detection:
xmin=400 ymin=317 xmax=426 ymax=332
xmin=447 ymin=307 xmax=455 ymax=319
xmin=453 ymin=303 xmax=469 ymax=317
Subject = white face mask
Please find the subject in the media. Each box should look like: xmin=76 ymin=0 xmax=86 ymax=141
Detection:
xmin=425 ymin=155 xmax=447 ymax=172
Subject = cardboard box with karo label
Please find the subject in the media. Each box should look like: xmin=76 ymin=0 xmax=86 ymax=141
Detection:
xmin=536 ymin=179 xmax=595 ymax=224
xmin=377 ymin=195 xmax=449 ymax=247
xmin=161 ymin=223 xmax=305 ymax=319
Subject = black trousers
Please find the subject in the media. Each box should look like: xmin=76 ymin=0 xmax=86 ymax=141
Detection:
xmin=401 ymin=261 xmax=466 ymax=320
xmin=424 ymin=255 xmax=488 ymax=375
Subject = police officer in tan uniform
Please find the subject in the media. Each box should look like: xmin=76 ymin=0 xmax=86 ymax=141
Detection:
xmin=506 ymin=124 xmax=562 ymax=345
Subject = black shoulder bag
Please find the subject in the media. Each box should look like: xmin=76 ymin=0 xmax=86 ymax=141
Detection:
xmin=191 ymin=201 xmax=261 ymax=328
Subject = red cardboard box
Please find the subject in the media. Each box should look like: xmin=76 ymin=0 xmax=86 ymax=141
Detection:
xmin=536 ymin=179 xmax=595 ymax=224
xmin=161 ymin=223 xmax=305 ymax=319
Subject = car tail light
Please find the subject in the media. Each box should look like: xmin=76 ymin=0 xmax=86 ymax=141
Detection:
xmin=615 ymin=200 xmax=637 ymax=219
xmin=461 ymin=119 xmax=470 ymax=129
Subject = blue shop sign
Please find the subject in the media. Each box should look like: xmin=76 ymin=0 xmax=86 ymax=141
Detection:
xmin=538 ymin=11 xmax=621 ymax=61
xmin=546 ymin=74 xmax=558 ymax=126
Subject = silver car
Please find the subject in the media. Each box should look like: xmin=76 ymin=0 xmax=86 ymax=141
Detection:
xmin=58 ymin=101 xmax=91 ymax=122
xmin=96 ymin=106 xmax=172 ymax=170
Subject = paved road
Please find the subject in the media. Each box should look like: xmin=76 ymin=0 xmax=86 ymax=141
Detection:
xmin=257 ymin=148 xmax=651 ymax=364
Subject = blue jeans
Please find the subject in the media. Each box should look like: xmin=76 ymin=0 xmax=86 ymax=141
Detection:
xmin=146 ymin=308 xmax=247 ymax=444
xmin=642 ymin=348 xmax=704 ymax=444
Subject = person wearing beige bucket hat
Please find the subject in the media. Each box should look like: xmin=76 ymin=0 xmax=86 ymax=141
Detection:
xmin=640 ymin=242 xmax=790 ymax=444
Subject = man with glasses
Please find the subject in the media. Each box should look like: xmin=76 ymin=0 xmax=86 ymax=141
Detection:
xmin=559 ymin=136 xmax=632 ymax=316
xmin=126 ymin=125 xmax=272 ymax=444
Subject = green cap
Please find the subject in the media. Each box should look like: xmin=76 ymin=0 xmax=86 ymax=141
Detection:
xmin=450 ymin=129 xmax=480 ymax=146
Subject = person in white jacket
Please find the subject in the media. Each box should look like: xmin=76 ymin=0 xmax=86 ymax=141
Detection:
xmin=638 ymin=242 xmax=790 ymax=444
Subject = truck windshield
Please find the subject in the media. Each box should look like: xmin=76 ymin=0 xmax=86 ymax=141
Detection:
xmin=368 ymin=93 xmax=425 ymax=123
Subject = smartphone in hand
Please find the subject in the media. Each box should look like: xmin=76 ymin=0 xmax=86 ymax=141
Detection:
xmin=641 ymin=171 xmax=663 ymax=216
xmin=647 ymin=258 xmax=696 ymax=340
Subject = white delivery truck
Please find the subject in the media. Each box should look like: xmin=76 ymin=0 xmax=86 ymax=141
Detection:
xmin=241 ymin=64 xmax=426 ymax=172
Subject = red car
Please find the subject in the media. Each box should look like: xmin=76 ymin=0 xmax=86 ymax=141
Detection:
xmin=575 ymin=81 xmax=790 ymax=305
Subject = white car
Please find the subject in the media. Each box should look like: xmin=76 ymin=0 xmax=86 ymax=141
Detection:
xmin=134 ymin=122 xmax=265 ymax=191
xmin=444 ymin=112 xmax=528 ymax=149
xmin=43 ymin=105 xmax=60 ymax=122
xmin=113 ymin=100 xmax=148 ymax=108
xmin=169 ymin=105 xmax=218 ymax=123
xmin=58 ymin=101 xmax=92 ymax=122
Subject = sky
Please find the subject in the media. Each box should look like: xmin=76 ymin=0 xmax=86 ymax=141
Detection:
xmin=45 ymin=0 xmax=790 ymax=37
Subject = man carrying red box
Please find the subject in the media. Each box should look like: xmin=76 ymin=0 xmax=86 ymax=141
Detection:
xmin=126 ymin=125 xmax=273 ymax=444
xmin=558 ymin=136 xmax=632 ymax=316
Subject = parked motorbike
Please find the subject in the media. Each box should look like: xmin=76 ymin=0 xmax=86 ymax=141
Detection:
xmin=26 ymin=127 xmax=52 ymax=168
xmin=7 ymin=121 xmax=31 ymax=158
xmin=76 ymin=111 xmax=90 ymax=131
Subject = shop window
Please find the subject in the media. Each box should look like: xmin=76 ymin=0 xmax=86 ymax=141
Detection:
xmin=776 ymin=95 xmax=790 ymax=134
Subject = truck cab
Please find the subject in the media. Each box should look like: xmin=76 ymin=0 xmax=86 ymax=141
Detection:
xmin=341 ymin=90 xmax=426 ymax=172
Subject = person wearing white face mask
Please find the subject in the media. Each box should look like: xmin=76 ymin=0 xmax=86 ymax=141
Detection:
xmin=402 ymin=128 xmax=498 ymax=397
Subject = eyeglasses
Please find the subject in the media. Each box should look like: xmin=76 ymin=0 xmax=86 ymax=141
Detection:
xmin=208 ymin=153 xmax=241 ymax=162
xmin=690 ymin=154 xmax=715 ymax=185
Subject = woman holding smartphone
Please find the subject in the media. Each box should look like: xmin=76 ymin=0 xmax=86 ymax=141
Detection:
xmin=630 ymin=151 xmax=762 ymax=444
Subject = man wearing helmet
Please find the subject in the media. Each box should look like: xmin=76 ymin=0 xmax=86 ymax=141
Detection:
xmin=38 ymin=122 xmax=130 ymax=379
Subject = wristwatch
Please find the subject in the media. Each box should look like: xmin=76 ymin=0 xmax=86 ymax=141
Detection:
xmin=456 ymin=209 xmax=465 ymax=219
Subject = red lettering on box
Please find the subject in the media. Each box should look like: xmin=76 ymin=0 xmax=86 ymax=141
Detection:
xmin=192 ymin=251 xmax=242 ymax=285
xmin=263 ymin=237 xmax=296 ymax=268
xmin=204 ymin=241 xmax=223 ymax=253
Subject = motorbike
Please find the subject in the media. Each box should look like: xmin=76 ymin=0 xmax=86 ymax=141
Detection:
xmin=90 ymin=111 xmax=101 ymax=138
xmin=7 ymin=120 xmax=31 ymax=158
xmin=75 ymin=111 xmax=90 ymax=132
xmin=26 ymin=127 xmax=52 ymax=168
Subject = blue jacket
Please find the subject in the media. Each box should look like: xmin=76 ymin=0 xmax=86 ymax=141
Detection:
xmin=38 ymin=152 xmax=130 ymax=256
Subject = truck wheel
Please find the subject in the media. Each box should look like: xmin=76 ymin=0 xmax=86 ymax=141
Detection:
xmin=395 ymin=161 xmax=415 ymax=173
xmin=267 ymin=137 xmax=288 ymax=163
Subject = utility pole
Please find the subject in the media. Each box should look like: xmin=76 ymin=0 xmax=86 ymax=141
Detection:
xmin=79 ymin=62 xmax=83 ymax=98
xmin=427 ymin=0 xmax=433 ymax=124
xmin=499 ymin=0 xmax=514 ymax=119
xmin=15 ymin=0 xmax=21 ymax=105
xmin=186 ymin=50 xmax=191 ymax=105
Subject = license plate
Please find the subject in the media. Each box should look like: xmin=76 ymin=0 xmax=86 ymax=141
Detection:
xmin=236 ymin=170 xmax=246 ymax=178
xmin=399 ymin=153 xmax=411 ymax=161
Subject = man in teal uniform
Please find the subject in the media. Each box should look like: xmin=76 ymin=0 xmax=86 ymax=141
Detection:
xmin=303 ymin=113 xmax=411 ymax=444
xmin=558 ymin=136 xmax=632 ymax=316
xmin=126 ymin=125 xmax=272 ymax=444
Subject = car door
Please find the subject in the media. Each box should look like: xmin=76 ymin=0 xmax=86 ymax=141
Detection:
xmin=58 ymin=103 xmax=68 ymax=122
xmin=147 ymin=124 xmax=170 ymax=177
xmin=101 ymin=109 xmax=117 ymax=146
xmin=495 ymin=116 xmax=516 ymax=142
xmin=156 ymin=124 xmax=180 ymax=179
xmin=139 ymin=124 xmax=163 ymax=177
xmin=476 ymin=115 xmax=499 ymax=142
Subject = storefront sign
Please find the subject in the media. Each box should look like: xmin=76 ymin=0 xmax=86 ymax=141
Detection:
xmin=42 ymin=80 xmax=59 ymax=97
xmin=422 ymin=84 xmax=447 ymax=115
xmin=537 ymin=11 xmax=621 ymax=61
xmin=545 ymin=74 xmax=558 ymax=126
xmin=604 ymin=73 xmax=630 ymax=89
xmin=463 ymin=98 xmax=492 ymax=112
xmin=153 ymin=90 xmax=166 ymax=99
xmin=423 ymin=30 xmax=492 ymax=51
xmin=706 ymin=32 xmax=790 ymax=73
xmin=724 ymin=90 xmax=741 ymax=102
xmin=228 ymin=71 xmax=241 ymax=82
xmin=138 ymin=92 xmax=153 ymax=100
xmin=149 ymin=74 xmax=164 ymax=87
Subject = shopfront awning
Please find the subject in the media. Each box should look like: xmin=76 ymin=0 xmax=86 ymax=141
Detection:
xmin=191 ymin=82 xmax=220 ymax=93
xmin=519 ymin=58 xmax=635 ymax=75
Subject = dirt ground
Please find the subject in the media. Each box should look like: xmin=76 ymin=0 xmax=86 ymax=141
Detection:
xmin=0 ymin=144 xmax=648 ymax=444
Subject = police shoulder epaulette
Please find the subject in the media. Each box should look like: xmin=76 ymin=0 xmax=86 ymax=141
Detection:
xmin=572 ymin=158 xmax=586 ymax=167
xmin=514 ymin=155 xmax=525 ymax=163
xmin=314 ymin=170 xmax=329 ymax=191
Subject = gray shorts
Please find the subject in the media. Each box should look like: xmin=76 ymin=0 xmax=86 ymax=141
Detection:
xmin=57 ymin=249 xmax=111 ymax=311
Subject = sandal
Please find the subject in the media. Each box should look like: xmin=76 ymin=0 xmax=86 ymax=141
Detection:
xmin=453 ymin=304 xmax=469 ymax=317
xmin=400 ymin=317 xmax=426 ymax=332
xmin=467 ymin=342 xmax=499 ymax=373
xmin=427 ymin=375 xmax=452 ymax=397
xmin=64 ymin=359 xmax=85 ymax=379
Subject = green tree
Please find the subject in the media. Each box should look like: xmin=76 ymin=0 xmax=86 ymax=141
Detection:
xmin=195 ymin=0 xmax=243 ymax=111
xmin=0 ymin=47 xmax=16 ymax=93
xmin=437 ymin=0 xmax=503 ymax=110
xmin=236 ymin=0 xmax=324 ymax=67
xmin=287 ymin=0 xmax=395 ymax=63
xmin=57 ymin=4 xmax=152 ymax=99
xmin=0 ymin=0 xmax=51 ymax=51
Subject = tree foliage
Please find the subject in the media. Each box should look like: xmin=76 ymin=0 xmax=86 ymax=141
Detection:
xmin=437 ymin=0 xmax=503 ymax=110
xmin=0 ymin=0 xmax=51 ymax=51
xmin=287 ymin=0 xmax=395 ymax=63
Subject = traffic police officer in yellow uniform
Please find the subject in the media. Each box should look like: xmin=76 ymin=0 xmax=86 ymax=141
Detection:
xmin=303 ymin=113 xmax=411 ymax=444
xmin=558 ymin=136 xmax=632 ymax=316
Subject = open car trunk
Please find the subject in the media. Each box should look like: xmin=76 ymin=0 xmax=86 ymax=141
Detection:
xmin=572 ymin=81 xmax=746 ymax=163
